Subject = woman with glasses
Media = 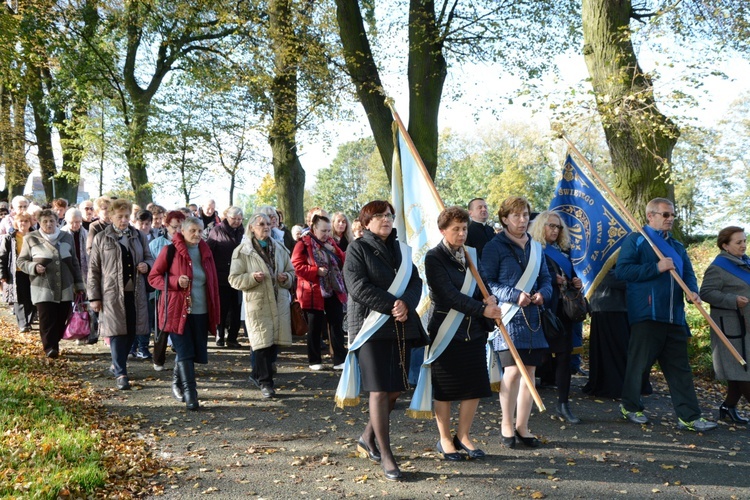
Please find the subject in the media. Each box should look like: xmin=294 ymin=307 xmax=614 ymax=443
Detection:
xmin=481 ymin=197 xmax=552 ymax=449
xmin=148 ymin=211 xmax=187 ymax=371
xmin=149 ymin=216 xmax=220 ymax=409
xmin=229 ymin=213 xmax=295 ymax=398
xmin=292 ymin=214 xmax=348 ymax=370
xmin=529 ymin=211 xmax=582 ymax=424
xmin=700 ymin=226 xmax=750 ymax=425
xmin=343 ymin=200 xmax=425 ymax=481
xmin=207 ymin=206 xmax=245 ymax=348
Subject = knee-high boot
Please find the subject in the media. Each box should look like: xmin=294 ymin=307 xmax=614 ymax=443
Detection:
xmin=177 ymin=360 xmax=199 ymax=410
xmin=172 ymin=364 xmax=184 ymax=402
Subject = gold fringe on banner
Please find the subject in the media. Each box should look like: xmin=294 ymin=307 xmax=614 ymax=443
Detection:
xmin=335 ymin=397 xmax=360 ymax=409
xmin=406 ymin=409 xmax=434 ymax=420
xmin=490 ymin=381 xmax=502 ymax=393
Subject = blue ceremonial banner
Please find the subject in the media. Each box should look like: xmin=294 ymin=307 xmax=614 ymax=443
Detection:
xmin=548 ymin=154 xmax=632 ymax=296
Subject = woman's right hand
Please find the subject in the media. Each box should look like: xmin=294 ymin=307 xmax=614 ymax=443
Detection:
xmin=517 ymin=291 xmax=531 ymax=307
xmin=90 ymin=300 xmax=101 ymax=312
xmin=737 ymin=295 xmax=749 ymax=309
xmin=392 ymin=299 xmax=408 ymax=322
xmin=178 ymin=275 xmax=190 ymax=288
xmin=253 ymin=272 xmax=265 ymax=283
xmin=35 ymin=264 xmax=46 ymax=275
xmin=483 ymin=303 xmax=503 ymax=319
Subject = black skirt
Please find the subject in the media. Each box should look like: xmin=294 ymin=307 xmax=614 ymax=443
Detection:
xmin=357 ymin=339 xmax=412 ymax=392
xmin=432 ymin=334 xmax=491 ymax=401
xmin=498 ymin=348 xmax=547 ymax=368
xmin=583 ymin=311 xmax=630 ymax=398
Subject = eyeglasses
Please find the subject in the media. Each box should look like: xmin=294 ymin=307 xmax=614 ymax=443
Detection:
xmin=546 ymin=223 xmax=563 ymax=230
xmin=651 ymin=211 xmax=677 ymax=219
xmin=84 ymin=207 xmax=94 ymax=211
xmin=372 ymin=213 xmax=395 ymax=221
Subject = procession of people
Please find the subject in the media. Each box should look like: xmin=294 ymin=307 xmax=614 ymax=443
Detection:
xmin=3 ymin=189 xmax=745 ymax=482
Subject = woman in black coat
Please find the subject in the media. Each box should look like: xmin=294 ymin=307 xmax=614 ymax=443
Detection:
xmin=424 ymin=207 xmax=503 ymax=461
xmin=343 ymin=200 xmax=424 ymax=481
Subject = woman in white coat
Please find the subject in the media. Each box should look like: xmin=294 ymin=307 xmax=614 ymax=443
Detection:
xmin=228 ymin=213 xmax=295 ymax=398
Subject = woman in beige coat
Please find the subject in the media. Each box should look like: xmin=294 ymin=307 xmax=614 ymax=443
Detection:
xmin=228 ymin=213 xmax=294 ymax=398
xmin=87 ymin=199 xmax=154 ymax=390
xmin=699 ymin=225 xmax=750 ymax=425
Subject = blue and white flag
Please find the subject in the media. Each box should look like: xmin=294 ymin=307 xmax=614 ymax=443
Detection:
xmin=391 ymin=123 xmax=443 ymax=319
xmin=548 ymin=154 xmax=632 ymax=296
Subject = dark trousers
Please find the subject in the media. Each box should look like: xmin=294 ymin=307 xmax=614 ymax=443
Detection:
xmin=13 ymin=272 xmax=35 ymax=330
xmin=170 ymin=313 xmax=209 ymax=364
xmin=622 ymin=321 xmax=701 ymax=421
xmin=110 ymin=333 xmax=135 ymax=377
xmin=305 ymin=296 xmax=347 ymax=365
xmin=37 ymin=301 xmax=71 ymax=353
xmin=254 ymin=344 xmax=277 ymax=388
xmin=217 ymin=286 xmax=242 ymax=342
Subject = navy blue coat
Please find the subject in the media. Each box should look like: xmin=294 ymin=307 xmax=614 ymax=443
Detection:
xmin=615 ymin=230 xmax=698 ymax=331
xmin=481 ymin=231 xmax=552 ymax=351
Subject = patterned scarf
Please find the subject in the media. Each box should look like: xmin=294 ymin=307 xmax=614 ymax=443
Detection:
xmin=310 ymin=235 xmax=345 ymax=298
xmin=252 ymin=236 xmax=277 ymax=296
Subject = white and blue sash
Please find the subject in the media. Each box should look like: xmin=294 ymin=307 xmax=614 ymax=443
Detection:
xmin=407 ymin=246 xmax=477 ymax=418
xmin=334 ymin=242 xmax=413 ymax=408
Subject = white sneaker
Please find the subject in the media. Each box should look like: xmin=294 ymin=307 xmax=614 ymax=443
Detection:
xmin=309 ymin=364 xmax=324 ymax=371
xmin=333 ymin=363 xmax=345 ymax=370
xmin=153 ymin=363 xmax=164 ymax=372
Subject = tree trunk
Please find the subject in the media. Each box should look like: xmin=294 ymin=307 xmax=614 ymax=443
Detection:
xmin=125 ymin=98 xmax=153 ymax=206
xmin=582 ymin=0 xmax=678 ymax=224
xmin=27 ymin=67 xmax=57 ymax=200
xmin=335 ymin=0 xmax=394 ymax=178
xmin=268 ymin=0 xmax=305 ymax=225
xmin=407 ymin=0 xmax=446 ymax=180
xmin=0 ymin=83 xmax=31 ymax=197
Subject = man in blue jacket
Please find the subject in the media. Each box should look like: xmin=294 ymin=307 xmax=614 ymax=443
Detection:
xmin=616 ymin=198 xmax=716 ymax=432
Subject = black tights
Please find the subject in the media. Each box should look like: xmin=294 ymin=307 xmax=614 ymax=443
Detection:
xmin=724 ymin=380 xmax=750 ymax=407
xmin=555 ymin=350 xmax=572 ymax=403
xmin=361 ymin=391 xmax=400 ymax=470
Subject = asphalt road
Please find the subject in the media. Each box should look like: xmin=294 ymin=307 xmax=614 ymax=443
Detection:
xmin=60 ymin=336 xmax=749 ymax=499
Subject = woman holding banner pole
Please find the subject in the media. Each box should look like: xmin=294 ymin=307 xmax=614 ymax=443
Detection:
xmin=342 ymin=200 xmax=425 ymax=481
xmin=423 ymin=206 xmax=502 ymax=460
xmin=481 ymin=197 xmax=552 ymax=449
xmin=699 ymin=226 xmax=750 ymax=424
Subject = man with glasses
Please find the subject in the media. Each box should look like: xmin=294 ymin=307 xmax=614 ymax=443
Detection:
xmin=80 ymin=200 xmax=95 ymax=230
xmin=616 ymin=198 xmax=717 ymax=432
xmin=207 ymin=207 xmax=245 ymax=348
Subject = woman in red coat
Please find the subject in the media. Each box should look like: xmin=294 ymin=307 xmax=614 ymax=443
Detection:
xmin=149 ymin=217 xmax=220 ymax=410
xmin=292 ymin=215 xmax=347 ymax=370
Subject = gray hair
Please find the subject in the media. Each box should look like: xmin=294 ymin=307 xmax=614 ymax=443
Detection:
xmin=225 ymin=206 xmax=243 ymax=218
xmin=182 ymin=216 xmax=204 ymax=231
xmin=11 ymin=195 xmax=28 ymax=210
xmin=64 ymin=208 xmax=82 ymax=223
xmin=246 ymin=213 xmax=270 ymax=236
xmin=257 ymin=205 xmax=278 ymax=218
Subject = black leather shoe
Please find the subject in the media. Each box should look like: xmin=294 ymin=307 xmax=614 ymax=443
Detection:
xmin=453 ymin=435 xmax=485 ymax=459
xmin=226 ymin=340 xmax=242 ymax=348
xmin=382 ymin=465 xmax=403 ymax=481
xmin=556 ymin=402 xmax=581 ymax=424
xmin=357 ymin=437 xmax=381 ymax=463
xmin=719 ymin=404 xmax=749 ymax=424
xmin=515 ymin=430 xmax=540 ymax=448
xmin=436 ymin=440 xmax=465 ymax=461
xmin=215 ymin=338 xmax=225 ymax=347
xmin=500 ymin=434 xmax=516 ymax=449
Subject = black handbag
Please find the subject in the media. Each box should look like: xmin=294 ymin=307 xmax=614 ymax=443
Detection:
xmin=560 ymin=285 xmax=590 ymax=322
xmin=540 ymin=306 xmax=565 ymax=343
